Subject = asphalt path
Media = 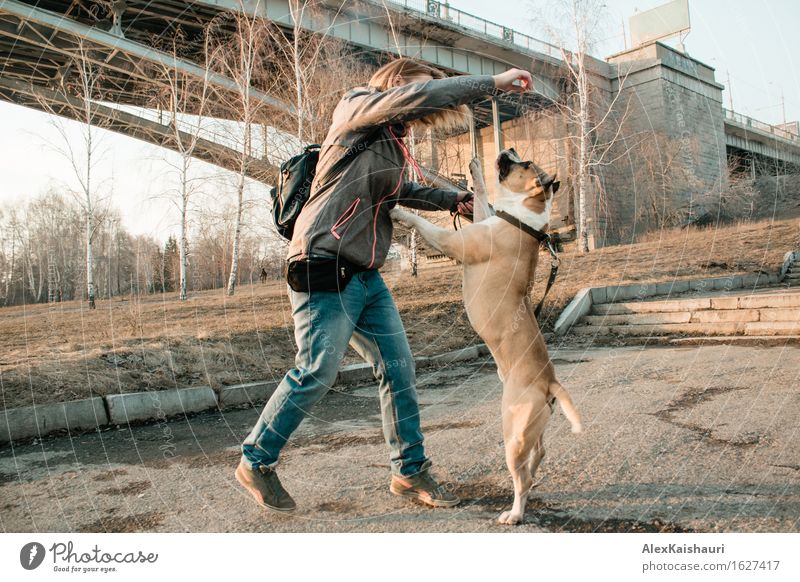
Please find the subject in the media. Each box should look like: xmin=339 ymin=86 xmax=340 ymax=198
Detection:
xmin=2 ymin=344 xmax=798 ymax=533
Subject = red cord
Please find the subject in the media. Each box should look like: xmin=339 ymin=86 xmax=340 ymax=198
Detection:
xmin=389 ymin=126 xmax=425 ymax=182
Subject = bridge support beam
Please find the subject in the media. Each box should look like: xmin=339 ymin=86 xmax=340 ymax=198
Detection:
xmin=0 ymin=76 xmax=278 ymax=185
xmin=0 ymin=0 xmax=294 ymax=115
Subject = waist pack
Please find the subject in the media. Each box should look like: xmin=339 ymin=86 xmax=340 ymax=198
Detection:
xmin=270 ymin=130 xmax=381 ymax=240
xmin=286 ymin=257 xmax=368 ymax=293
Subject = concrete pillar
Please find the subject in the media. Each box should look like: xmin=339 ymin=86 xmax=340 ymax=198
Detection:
xmin=491 ymin=97 xmax=503 ymax=155
xmin=428 ymin=129 xmax=439 ymax=171
xmin=469 ymin=108 xmax=478 ymax=159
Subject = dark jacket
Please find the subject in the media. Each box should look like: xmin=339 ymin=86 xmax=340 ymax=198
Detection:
xmin=286 ymin=74 xmax=497 ymax=269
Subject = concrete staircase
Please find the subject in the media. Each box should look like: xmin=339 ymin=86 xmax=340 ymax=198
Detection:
xmin=784 ymin=256 xmax=799 ymax=287
xmin=571 ymin=287 xmax=800 ymax=342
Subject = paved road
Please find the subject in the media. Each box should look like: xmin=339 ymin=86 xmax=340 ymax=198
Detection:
xmin=1 ymin=344 xmax=798 ymax=533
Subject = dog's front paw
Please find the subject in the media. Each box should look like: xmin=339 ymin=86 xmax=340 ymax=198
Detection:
xmin=390 ymin=207 xmax=412 ymax=225
xmin=469 ymin=157 xmax=484 ymax=180
xmin=497 ymin=510 xmax=524 ymax=525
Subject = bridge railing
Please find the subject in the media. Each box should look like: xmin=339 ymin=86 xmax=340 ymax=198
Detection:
xmin=379 ymin=0 xmax=563 ymax=59
xmin=724 ymin=108 xmax=799 ymax=144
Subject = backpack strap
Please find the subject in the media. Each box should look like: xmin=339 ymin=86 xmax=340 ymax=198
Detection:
xmin=315 ymin=128 xmax=383 ymax=189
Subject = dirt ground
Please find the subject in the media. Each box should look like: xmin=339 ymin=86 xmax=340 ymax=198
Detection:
xmin=1 ymin=218 xmax=798 ymax=408
xmin=1 ymin=343 xmax=798 ymax=533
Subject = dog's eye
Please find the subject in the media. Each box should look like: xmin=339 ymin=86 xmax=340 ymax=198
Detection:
xmin=521 ymin=161 xmax=532 ymax=169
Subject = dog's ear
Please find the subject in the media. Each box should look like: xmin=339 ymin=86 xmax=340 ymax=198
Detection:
xmin=541 ymin=172 xmax=559 ymax=194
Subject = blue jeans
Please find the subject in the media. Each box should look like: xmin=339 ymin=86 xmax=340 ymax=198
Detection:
xmin=241 ymin=269 xmax=428 ymax=477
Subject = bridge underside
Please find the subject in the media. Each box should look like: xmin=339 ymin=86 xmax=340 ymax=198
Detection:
xmin=727 ymin=145 xmax=800 ymax=177
xmin=0 ymin=0 xmax=556 ymax=185
xmin=724 ymin=121 xmax=800 ymax=173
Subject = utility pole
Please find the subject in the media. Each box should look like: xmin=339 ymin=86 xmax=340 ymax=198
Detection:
xmin=781 ymin=87 xmax=786 ymax=126
xmin=622 ymin=18 xmax=627 ymax=50
xmin=726 ymin=71 xmax=733 ymax=110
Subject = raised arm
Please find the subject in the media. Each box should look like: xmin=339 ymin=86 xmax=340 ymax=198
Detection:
xmin=342 ymin=75 xmax=495 ymax=132
xmin=340 ymin=68 xmax=533 ymax=133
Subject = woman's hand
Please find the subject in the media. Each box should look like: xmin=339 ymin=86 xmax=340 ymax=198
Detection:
xmin=493 ymin=69 xmax=533 ymax=93
xmin=453 ymin=192 xmax=474 ymax=215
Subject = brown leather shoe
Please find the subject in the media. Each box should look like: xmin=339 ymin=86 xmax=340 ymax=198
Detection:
xmin=390 ymin=462 xmax=460 ymax=508
xmin=235 ymin=460 xmax=296 ymax=512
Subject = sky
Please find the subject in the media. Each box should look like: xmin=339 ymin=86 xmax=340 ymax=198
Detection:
xmin=1 ymin=0 xmax=798 ymax=243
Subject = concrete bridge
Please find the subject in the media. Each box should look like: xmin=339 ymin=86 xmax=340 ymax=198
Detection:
xmin=1 ymin=0 xmax=797 ymax=244
xmin=724 ymin=109 xmax=800 ymax=173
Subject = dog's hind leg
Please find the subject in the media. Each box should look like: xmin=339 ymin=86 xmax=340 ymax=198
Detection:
xmin=528 ymin=434 xmax=546 ymax=488
xmin=498 ymin=433 xmax=535 ymax=525
xmin=498 ymin=394 xmax=549 ymax=525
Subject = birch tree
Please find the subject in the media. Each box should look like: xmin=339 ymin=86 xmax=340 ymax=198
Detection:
xmin=262 ymin=1 xmax=371 ymax=147
xmin=208 ymin=3 xmax=269 ymax=296
xmin=156 ymin=41 xmax=214 ymax=301
xmin=531 ymin=0 xmax=634 ymax=252
xmin=36 ymin=41 xmax=111 ymax=307
xmin=1 ymin=208 xmax=18 ymax=306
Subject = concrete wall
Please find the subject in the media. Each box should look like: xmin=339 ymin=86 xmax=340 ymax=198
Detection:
xmin=606 ymin=41 xmax=728 ymax=238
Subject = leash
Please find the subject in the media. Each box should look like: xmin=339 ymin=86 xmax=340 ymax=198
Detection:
xmin=492 ymin=209 xmax=561 ymax=319
xmin=449 ymin=199 xmax=560 ymax=319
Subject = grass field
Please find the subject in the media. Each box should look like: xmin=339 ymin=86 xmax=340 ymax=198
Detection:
xmin=1 ymin=217 xmax=798 ymax=408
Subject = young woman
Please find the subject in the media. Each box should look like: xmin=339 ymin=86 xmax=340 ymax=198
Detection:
xmin=236 ymin=58 xmax=533 ymax=512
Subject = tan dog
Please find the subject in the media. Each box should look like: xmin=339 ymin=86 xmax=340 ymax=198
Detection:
xmin=390 ymin=148 xmax=582 ymax=525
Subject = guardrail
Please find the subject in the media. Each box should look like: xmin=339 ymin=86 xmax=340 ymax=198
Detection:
xmin=377 ymin=0 xmax=563 ymax=58
xmin=723 ymin=108 xmax=799 ymax=144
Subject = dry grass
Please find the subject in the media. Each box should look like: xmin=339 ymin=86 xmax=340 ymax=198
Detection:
xmin=1 ymin=217 xmax=798 ymax=408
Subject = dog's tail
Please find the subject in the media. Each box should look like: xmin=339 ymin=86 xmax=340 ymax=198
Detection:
xmin=549 ymin=382 xmax=583 ymax=433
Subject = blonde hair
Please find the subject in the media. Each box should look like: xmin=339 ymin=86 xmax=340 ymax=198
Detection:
xmin=368 ymin=58 xmax=471 ymax=135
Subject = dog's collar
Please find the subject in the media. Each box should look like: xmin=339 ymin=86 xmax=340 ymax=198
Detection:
xmin=495 ymin=210 xmax=549 ymax=243
xmin=493 ymin=209 xmax=561 ymax=320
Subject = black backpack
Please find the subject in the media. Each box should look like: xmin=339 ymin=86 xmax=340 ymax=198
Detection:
xmin=270 ymin=131 xmax=380 ymax=240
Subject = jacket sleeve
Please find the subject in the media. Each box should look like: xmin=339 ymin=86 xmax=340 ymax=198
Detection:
xmin=343 ymin=75 xmax=496 ymax=132
xmin=396 ymin=181 xmax=462 ymax=212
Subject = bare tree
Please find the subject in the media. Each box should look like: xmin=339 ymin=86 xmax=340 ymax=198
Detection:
xmin=1 ymin=207 xmax=18 ymax=306
xmin=154 ymin=40 xmax=214 ymax=301
xmin=530 ymin=0 xmax=636 ymax=252
xmin=207 ymin=3 xmax=270 ymax=296
xmin=35 ymin=41 xmax=112 ymax=307
xmin=261 ymin=1 xmax=372 ymax=147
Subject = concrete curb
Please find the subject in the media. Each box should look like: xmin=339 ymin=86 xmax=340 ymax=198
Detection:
xmin=669 ymin=335 xmax=800 ymax=347
xmin=1 ymin=345 xmax=493 ymax=445
xmin=218 ymin=381 xmax=279 ymax=409
xmin=416 ymin=345 xmax=481 ymax=368
xmin=106 ymin=386 xmax=218 ymax=424
xmin=554 ymin=272 xmax=782 ymax=336
xmin=0 ymin=397 xmax=108 ymax=443
xmin=336 ymin=363 xmax=375 ymax=384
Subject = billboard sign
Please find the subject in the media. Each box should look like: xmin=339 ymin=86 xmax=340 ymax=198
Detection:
xmin=630 ymin=0 xmax=691 ymax=47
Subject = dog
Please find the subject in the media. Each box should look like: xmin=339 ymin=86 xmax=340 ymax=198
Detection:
xmin=390 ymin=148 xmax=582 ymax=525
